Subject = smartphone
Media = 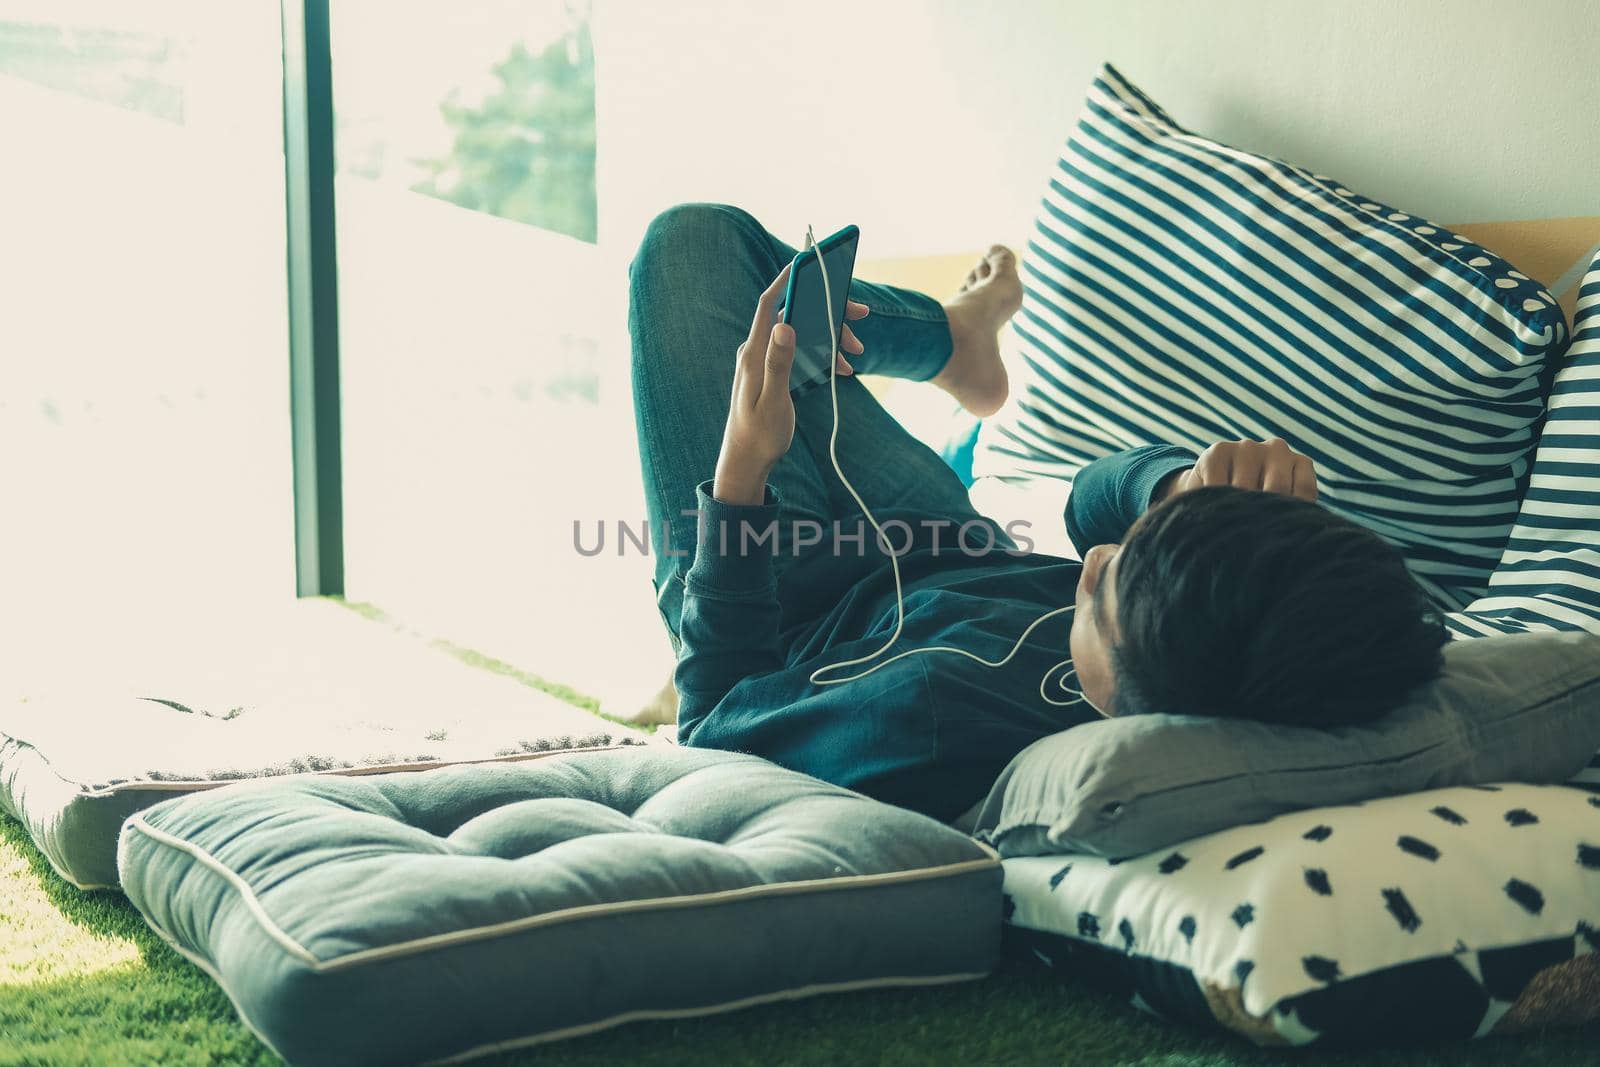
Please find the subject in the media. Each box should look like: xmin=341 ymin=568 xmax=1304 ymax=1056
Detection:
xmin=781 ymin=224 xmax=859 ymax=395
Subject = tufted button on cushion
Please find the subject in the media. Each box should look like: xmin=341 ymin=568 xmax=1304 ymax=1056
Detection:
xmin=118 ymin=746 xmax=1001 ymax=1067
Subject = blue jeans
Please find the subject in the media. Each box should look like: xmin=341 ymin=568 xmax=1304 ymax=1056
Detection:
xmin=628 ymin=203 xmax=990 ymax=642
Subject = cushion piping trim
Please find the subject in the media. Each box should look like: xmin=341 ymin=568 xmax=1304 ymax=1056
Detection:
xmin=36 ymin=857 xmax=114 ymax=893
xmin=30 ymin=840 xmax=115 ymax=893
xmin=120 ymin=815 xmax=1003 ymax=972
xmin=0 ymin=742 xmax=124 ymax=891
xmin=153 ymin=934 xmax=294 ymax=1064
xmin=152 ymin=917 xmax=986 ymax=1067
xmin=74 ymin=747 xmax=642 ymax=795
xmin=120 ymin=817 xmax=318 ymax=966
xmin=1 ymin=732 xmax=642 ymax=796
xmin=431 ymin=971 xmax=991 ymax=1065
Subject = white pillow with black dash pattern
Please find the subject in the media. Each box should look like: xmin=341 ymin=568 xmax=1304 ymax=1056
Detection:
xmin=1002 ymin=776 xmax=1600 ymax=1046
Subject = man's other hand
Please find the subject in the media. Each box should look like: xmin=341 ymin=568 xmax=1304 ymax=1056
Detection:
xmin=1160 ymin=438 xmax=1318 ymax=504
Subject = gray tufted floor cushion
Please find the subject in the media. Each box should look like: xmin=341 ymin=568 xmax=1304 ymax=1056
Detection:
xmin=118 ymin=745 xmax=1003 ymax=1066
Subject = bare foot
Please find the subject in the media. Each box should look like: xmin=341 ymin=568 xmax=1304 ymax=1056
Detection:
xmin=935 ymin=245 xmax=1020 ymax=417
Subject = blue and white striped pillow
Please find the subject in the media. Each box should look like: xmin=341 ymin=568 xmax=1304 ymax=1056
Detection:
xmin=1450 ymin=252 xmax=1600 ymax=637
xmin=975 ymin=65 xmax=1569 ymax=609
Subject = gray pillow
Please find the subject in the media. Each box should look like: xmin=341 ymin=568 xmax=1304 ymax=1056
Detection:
xmin=971 ymin=630 xmax=1600 ymax=858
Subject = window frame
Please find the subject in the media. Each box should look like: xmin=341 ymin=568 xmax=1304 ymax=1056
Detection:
xmin=281 ymin=0 xmax=344 ymax=595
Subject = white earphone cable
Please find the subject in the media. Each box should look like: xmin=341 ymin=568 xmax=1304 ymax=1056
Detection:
xmin=800 ymin=227 xmax=1087 ymax=708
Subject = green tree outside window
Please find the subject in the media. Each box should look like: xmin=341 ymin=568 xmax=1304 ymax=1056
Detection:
xmin=413 ymin=24 xmax=596 ymax=243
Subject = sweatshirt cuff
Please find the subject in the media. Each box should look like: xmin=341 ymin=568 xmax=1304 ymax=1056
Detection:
xmin=1123 ymin=445 xmax=1200 ymax=513
xmin=684 ymin=479 xmax=781 ymax=595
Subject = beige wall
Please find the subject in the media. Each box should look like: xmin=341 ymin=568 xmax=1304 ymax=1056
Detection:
xmin=594 ymin=0 xmax=1599 ymax=260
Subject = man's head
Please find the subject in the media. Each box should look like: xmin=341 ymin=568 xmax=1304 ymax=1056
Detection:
xmin=1067 ymin=486 xmax=1448 ymax=726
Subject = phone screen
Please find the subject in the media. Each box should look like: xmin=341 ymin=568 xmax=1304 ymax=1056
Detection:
xmin=783 ymin=227 xmax=859 ymax=395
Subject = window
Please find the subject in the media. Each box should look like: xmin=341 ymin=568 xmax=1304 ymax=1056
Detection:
xmin=1 ymin=1 xmax=968 ymax=713
xmin=330 ymin=0 xmax=666 ymax=710
xmin=0 ymin=2 xmax=291 ymax=644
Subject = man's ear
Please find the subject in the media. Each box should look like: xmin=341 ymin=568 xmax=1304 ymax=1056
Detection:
xmin=1080 ymin=543 xmax=1118 ymax=597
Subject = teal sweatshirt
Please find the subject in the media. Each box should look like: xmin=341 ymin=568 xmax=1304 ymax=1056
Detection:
xmin=674 ymin=444 xmax=1196 ymax=820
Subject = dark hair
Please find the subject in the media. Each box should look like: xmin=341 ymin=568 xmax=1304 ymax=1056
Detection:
xmin=1110 ymin=486 xmax=1448 ymax=726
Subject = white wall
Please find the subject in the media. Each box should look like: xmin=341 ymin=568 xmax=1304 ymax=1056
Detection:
xmin=594 ymin=0 xmax=1599 ymax=262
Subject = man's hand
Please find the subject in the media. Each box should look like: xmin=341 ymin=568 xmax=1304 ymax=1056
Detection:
xmin=713 ymin=264 xmax=799 ymax=505
xmin=713 ymin=264 xmax=872 ymax=505
xmin=1158 ymin=438 xmax=1318 ymax=504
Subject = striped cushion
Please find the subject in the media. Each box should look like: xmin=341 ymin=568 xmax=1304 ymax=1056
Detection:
xmin=974 ymin=65 xmax=1568 ymax=609
xmin=1450 ymin=253 xmax=1600 ymax=637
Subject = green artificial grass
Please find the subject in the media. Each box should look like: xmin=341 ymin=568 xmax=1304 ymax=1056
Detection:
xmin=4 ymin=815 xmax=1599 ymax=1066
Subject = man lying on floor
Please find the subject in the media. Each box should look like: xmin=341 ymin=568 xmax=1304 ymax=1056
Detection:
xmin=627 ymin=203 xmax=1449 ymax=825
